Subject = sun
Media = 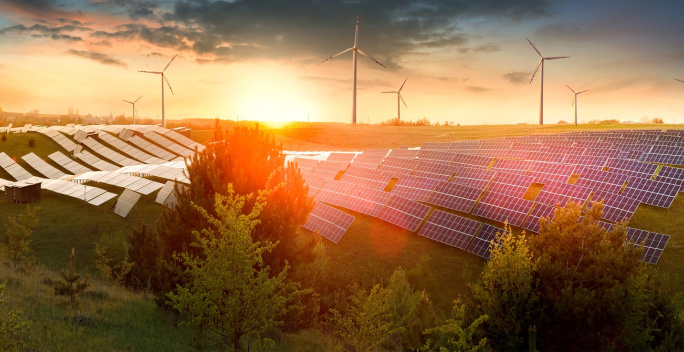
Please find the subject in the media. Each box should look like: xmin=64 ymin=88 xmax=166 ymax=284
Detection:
xmin=233 ymin=63 xmax=316 ymax=123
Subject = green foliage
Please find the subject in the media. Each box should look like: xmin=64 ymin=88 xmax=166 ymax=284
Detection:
xmin=0 ymin=282 xmax=31 ymax=350
xmin=1 ymin=133 xmax=6 ymax=142
xmin=385 ymin=267 xmax=422 ymax=347
xmin=420 ymin=299 xmax=489 ymax=352
xmin=93 ymin=232 xmax=135 ymax=286
xmin=167 ymin=191 xmax=304 ymax=351
xmin=330 ymin=284 xmax=402 ymax=352
xmin=3 ymin=205 xmax=39 ymax=269
xmin=529 ymin=201 xmax=681 ymax=350
xmin=51 ymin=248 xmax=89 ymax=307
xmin=472 ymin=224 xmax=538 ymax=350
xmin=126 ymin=219 xmax=161 ymax=292
xmin=27 ymin=136 xmax=35 ymax=148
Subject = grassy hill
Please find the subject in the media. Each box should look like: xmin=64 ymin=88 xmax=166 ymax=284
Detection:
xmin=0 ymin=122 xmax=682 ymax=349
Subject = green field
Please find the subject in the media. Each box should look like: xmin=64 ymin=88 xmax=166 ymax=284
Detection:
xmin=0 ymin=122 xmax=682 ymax=349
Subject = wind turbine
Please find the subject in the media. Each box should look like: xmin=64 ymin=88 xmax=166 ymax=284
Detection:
xmin=382 ymin=77 xmax=408 ymax=121
xmin=565 ymin=85 xmax=587 ymax=126
xmin=322 ymin=16 xmax=386 ymax=124
xmin=122 ymin=95 xmax=142 ymax=125
xmin=527 ymin=38 xmax=569 ymax=125
xmin=139 ymin=54 xmax=176 ymax=128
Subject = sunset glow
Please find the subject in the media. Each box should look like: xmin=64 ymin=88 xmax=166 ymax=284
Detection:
xmin=0 ymin=1 xmax=683 ymax=124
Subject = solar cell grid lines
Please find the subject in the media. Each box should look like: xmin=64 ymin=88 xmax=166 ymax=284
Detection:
xmin=345 ymin=184 xmax=392 ymax=216
xmin=339 ymin=165 xmax=392 ymax=190
xmin=509 ymin=142 xmax=543 ymax=153
xmin=326 ymin=152 xmax=357 ymax=163
xmin=80 ymin=137 xmax=140 ymax=167
xmin=302 ymin=172 xmax=328 ymax=197
xmin=621 ymin=177 xmax=678 ymax=208
xmin=387 ymin=149 xmax=420 ymax=159
xmin=472 ymin=191 xmax=534 ymax=227
xmin=21 ymin=153 xmax=66 ymax=179
xmin=351 ymin=153 xmax=386 ymax=167
xmin=98 ymin=132 xmax=167 ymax=164
xmin=412 ymin=160 xmax=458 ymax=181
xmin=521 ymin=203 xmax=555 ymax=234
xmin=127 ymin=135 xmax=177 ymax=161
xmin=155 ymin=181 xmax=176 ymax=204
xmin=291 ymin=157 xmax=319 ymax=173
xmin=377 ymin=156 xmax=418 ymax=177
xmin=0 ymin=152 xmax=33 ymax=181
xmin=528 ymin=162 xmax=575 ymax=184
xmin=360 ymin=148 xmax=390 ymax=155
xmin=625 ymin=228 xmax=670 ymax=264
xmin=451 ymin=153 xmax=494 ymax=168
xmin=467 ymin=223 xmax=504 ymax=259
xmin=74 ymin=151 xmax=120 ymax=171
xmin=452 ymin=166 xmax=496 ymax=182
xmin=564 ymin=154 xmax=609 ymax=167
xmin=377 ymin=195 xmax=431 ymax=232
xmin=311 ymin=161 xmax=349 ymax=179
xmin=390 ymin=175 xmax=441 ymax=202
xmin=606 ymin=158 xmax=658 ymax=177
xmin=522 ymin=152 xmax=566 ymax=164
xmin=314 ymin=180 xmax=356 ymax=207
xmin=418 ymin=210 xmax=482 ymax=250
xmin=303 ymin=203 xmax=355 ymax=243
xmin=535 ymin=181 xmax=591 ymax=207
xmin=143 ymin=132 xmax=194 ymax=158
xmin=486 ymin=172 xmax=534 ymax=198
xmin=421 ymin=141 xmax=456 ymax=150
xmin=416 ymin=149 xmax=456 ymax=163
xmin=113 ymin=189 xmax=142 ymax=218
xmin=491 ymin=159 xmax=533 ymax=173
xmin=590 ymin=190 xmax=640 ymax=223
xmin=655 ymin=166 xmax=684 ymax=191
xmin=426 ymin=181 xmax=484 ymax=213
xmin=582 ymin=148 xmax=622 ymax=159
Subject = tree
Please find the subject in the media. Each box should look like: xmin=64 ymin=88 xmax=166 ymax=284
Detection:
xmin=52 ymin=248 xmax=89 ymax=308
xmin=420 ymin=299 xmax=489 ymax=352
xmin=27 ymin=137 xmax=35 ymax=148
xmin=167 ymin=191 xmax=304 ymax=351
xmin=385 ymin=267 xmax=421 ymax=347
xmin=529 ymin=201 xmax=679 ymax=350
xmin=1 ymin=134 xmax=6 ymax=142
xmin=472 ymin=224 xmax=538 ymax=350
xmin=126 ymin=219 xmax=161 ymax=292
xmin=330 ymin=284 xmax=402 ymax=352
xmin=155 ymin=124 xmax=314 ymax=303
xmin=93 ymin=231 xmax=134 ymax=286
xmin=3 ymin=206 xmax=39 ymax=269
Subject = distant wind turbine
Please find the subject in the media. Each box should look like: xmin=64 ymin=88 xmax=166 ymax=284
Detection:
xmin=322 ymin=16 xmax=386 ymax=124
xmin=565 ymin=85 xmax=588 ymax=126
xmin=122 ymin=95 xmax=142 ymax=125
xmin=139 ymin=54 xmax=176 ymax=128
xmin=676 ymin=78 xmax=684 ymax=84
xmin=382 ymin=77 xmax=408 ymax=121
xmin=527 ymin=38 xmax=569 ymax=126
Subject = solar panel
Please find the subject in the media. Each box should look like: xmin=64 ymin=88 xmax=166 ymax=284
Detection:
xmin=339 ymin=165 xmax=393 ymax=190
xmin=314 ymin=180 xmax=356 ymax=208
xmin=112 ymin=189 xmax=142 ymax=218
xmin=451 ymin=153 xmax=493 ymax=168
xmin=534 ymin=181 xmax=591 ymax=207
xmin=301 ymin=172 xmax=328 ymax=197
xmin=528 ymin=162 xmax=575 ymax=184
xmin=0 ymin=152 xmax=33 ymax=181
xmin=390 ymin=175 xmax=441 ymax=202
xmin=472 ymin=191 xmax=534 ymax=227
xmin=654 ymin=166 xmax=684 ymax=191
xmin=590 ymin=190 xmax=640 ymax=223
xmin=605 ymin=158 xmax=658 ymax=178
xmin=21 ymin=152 xmax=66 ymax=179
xmin=327 ymin=152 xmax=356 ymax=163
xmin=345 ymin=184 xmax=392 ymax=216
xmin=155 ymin=181 xmax=176 ymax=204
xmin=573 ymin=168 xmax=630 ymax=194
xmin=303 ymin=203 xmax=355 ymax=243
xmin=467 ymin=223 xmax=504 ymax=259
xmin=377 ymin=156 xmax=418 ymax=177
xmin=387 ymin=149 xmax=419 ymax=159
xmin=564 ymin=154 xmax=608 ymax=168
xmin=311 ymin=161 xmax=349 ymax=179
xmin=360 ymin=148 xmax=390 ymax=155
xmin=522 ymin=152 xmax=566 ymax=164
xmin=486 ymin=172 xmax=534 ymax=198
xmin=625 ymin=228 xmax=670 ymax=264
xmin=621 ymin=178 xmax=678 ymax=208
xmin=351 ymin=153 xmax=386 ymax=168
xmin=418 ymin=210 xmax=481 ymax=250
xmin=376 ymin=195 xmax=431 ymax=232
xmin=521 ymin=203 xmax=554 ymax=234
xmin=491 ymin=159 xmax=533 ymax=173
xmin=416 ymin=150 xmax=456 ymax=163
xmin=426 ymin=181 xmax=484 ymax=213
xmin=412 ymin=160 xmax=458 ymax=181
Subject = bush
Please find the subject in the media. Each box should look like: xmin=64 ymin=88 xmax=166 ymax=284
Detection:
xmin=1 ymin=134 xmax=6 ymax=142
xmin=27 ymin=137 xmax=35 ymax=148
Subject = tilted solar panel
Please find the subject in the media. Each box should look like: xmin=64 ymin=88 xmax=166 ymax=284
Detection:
xmin=535 ymin=181 xmax=591 ymax=207
xmin=418 ymin=210 xmax=481 ymax=250
xmin=303 ymin=203 xmax=355 ymax=243
xmin=412 ymin=160 xmax=458 ymax=181
xmin=625 ymin=228 xmax=670 ymax=264
xmin=590 ymin=190 xmax=640 ymax=223
xmin=467 ymin=223 xmax=504 ymax=259
xmin=426 ymin=181 xmax=484 ymax=213
xmin=390 ymin=175 xmax=441 ymax=202
xmin=521 ymin=203 xmax=555 ymax=234
xmin=345 ymin=184 xmax=392 ymax=217
xmin=472 ymin=191 xmax=534 ymax=227
xmin=377 ymin=195 xmax=431 ymax=232
xmin=621 ymin=178 xmax=678 ymax=208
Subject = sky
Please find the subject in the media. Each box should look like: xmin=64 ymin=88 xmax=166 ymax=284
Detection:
xmin=0 ymin=0 xmax=683 ymax=125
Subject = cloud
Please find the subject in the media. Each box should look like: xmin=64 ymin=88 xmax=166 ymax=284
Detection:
xmin=503 ymin=71 xmax=529 ymax=85
xmin=66 ymin=49 xmax=127 ymax=67
xmin=466 ymin=86 xmax=492 ymax=93
xmin=457 ymin=42 xmax=501 ymax=54
xmin=0 ymin=23 xmax=88 ymax=41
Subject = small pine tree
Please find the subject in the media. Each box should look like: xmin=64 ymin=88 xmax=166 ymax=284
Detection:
xmin=1 ymin=134 xmax=6 ymax=142
xmin=27 ymin=137 xmax=35 ymax=148
xmin=3 ymin=206 xmax=39 ymax=269
xmin=53 ymin=248 xmax=89 ymax=307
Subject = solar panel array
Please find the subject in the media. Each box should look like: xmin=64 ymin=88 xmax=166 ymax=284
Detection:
xmin=127 ymin=135 xmax=178 ymax=161
xmin=339 ymin=165 xmax=392 ymax=190
xmin=39 ymin=178 xmax=118 ymax=205
xmin=391 ymin=175 xmax=441 ymax=202
xmin=621 ymin=178 xmax=678 ymax=208
xmin=625 ymin=228 xmax=670 ymax=264
xmin=292 ymin=157 xmax=319 ymax=174
xmin=346 ymin=185 xmax=392 ymax=217
xmin=37 ymin=127 xmax=78 ymax=152
xmin=72 ymin=171 xmax=164 ymax=195
xmin=327 ymin=152 xmax=356 ymax=163
xmin=113 ymin=189 xmax=142 ymax=218
xmin=427 ymin=182 xmax=484 ymax=213
xmin=468 ymin=223 xmax=504 ymax=259
xmin=48 ymin=152 xmax=93 ymax=174
xmin=473 ymin=191 xmax=534 ymax=227
xmin=376 ymin=195 xmax=431 ymax=232
xmin=535 ymin=181 xmax=591 ymax=207
xmin=80 ymin=137 xmax=140 ymax=166
xmin=413 ymin=160 xmax=458 ymax=181
xmin=351 ymin=152 xmax=386 ymax=168
xmin=0 ymin=152 xmax=33 ymax=180
xmin=303 ymin=203 xmax=355 ymax=243
xmin=590 ymin=190 xmax=641 ymax=223
xmin=418 ymin=210 xmax=481 ymax=250
xmin=487 ymin=172 xmax=534 ymax=198
xmin=98 ymin=132 xmax=167 ymax=164
xmin=377 ymin=157 xmax=418 ymax=177
xmin=311 ymin=161 xmax=349 ymax=179
xmin=21 ymin=152 xmax=66 ymax=179
xmin=74 ymin=151 xmax=120 ymax=171
xmin=522 ymin=203 xmax=555 ymax=234
xmin=143 ymin=132 xmax=194 ymax=158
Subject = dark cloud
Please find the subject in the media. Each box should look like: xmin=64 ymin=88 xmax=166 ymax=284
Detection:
xmin=457 ymin=42 xmax=501 ymax=54
xmin=88 ymin=0 xmax=160 ymax=20
xmin=66 ymin=49 xmax=127 ymax=67
xmin=466 ymin=86 xmax=492 ymax=93
xmin=503 ymin=71 xmax=529 ymax=85
xmin=0 ymin=23 xmax=87 ymax=41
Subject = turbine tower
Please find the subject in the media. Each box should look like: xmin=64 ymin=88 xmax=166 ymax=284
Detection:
xmin=139 ymin=54 xmax=176 ymax=128
xmin=382 ymin=77 xmax=408 ymax=121
xmin=322 ymin=16 xmax=386 ymax=124
xmin=565 ymin=85 xmax=587 ymax=126
xmin=122 ymin=95 xmax=142 ymax=125
xmin=527 ymin=38 xmax=569 ymax=126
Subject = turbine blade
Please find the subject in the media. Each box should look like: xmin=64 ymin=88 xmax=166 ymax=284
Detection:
xmin=399 ymin=77 xmax=408 ymax=91
xmin=675 ymin=78 xmax=684 ymax=83
xmin=526 ymin=37 xmax=542 ymax=57
xmin=134 ymin=95 xmax=142 ymax=103
xmin=545 ymin=56 xmax=569 ymax=60
xmin=381 ymin=91 xmax=397 ymax=93
xmin=164 ymin=74 xmax=174 ymax=95
xmin=321 ymin=47 xmax=352 ymax=63
xmin=578 ymin=90 xmax=588 ymax=94
xmin=400 ymin=94 xmax=407 ymax=108
xmin=139 ymin=71 xmax=162 ymax=74
xmin=530 ymin=59 xmax=542 ymax=83
xmin=357 ymin=49 xmax=386 ymax=68
xmin=163 ymin=54 xmax=177 ymax=72
xmin=566 ymin=85 xmax=576 ymax=93
xmin=122 ymin=100 xmax=133 ymax=104
xmin=354 ymin=15 xmax=359 ymax=47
